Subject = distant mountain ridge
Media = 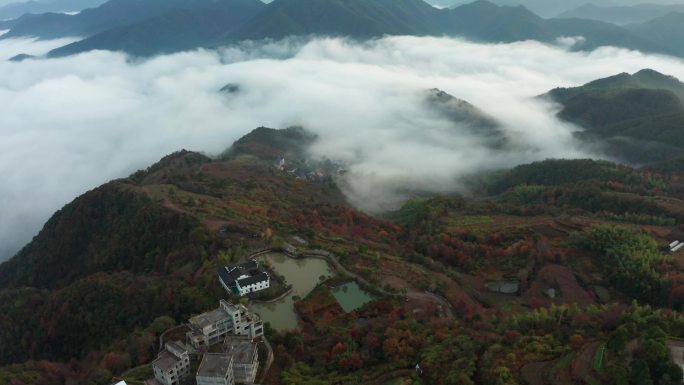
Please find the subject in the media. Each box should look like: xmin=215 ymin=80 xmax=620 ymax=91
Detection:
xmin=48 ymin=0 xmax=265 ymax=57
xmin=1 ymin=0 xmax=245 ymax=40
xmin=445 ymin=0 xmax=684 ymax=18
xmin=232 ymin=0 xmax=450 ymax=40
xmin=558 ymin=3 xmax=684 ymax=25
xmin=426 ymin=88 xmax=510 ymax=148
xmin=545 ymin=69 xmax=684 ymax=164
xmin=626 ymin=12 xmax=684 ymax=56
xmin=0 ymin=0 xmax=668 ymax=58
xmin=0 ymin=0 xmax=105 ymax=21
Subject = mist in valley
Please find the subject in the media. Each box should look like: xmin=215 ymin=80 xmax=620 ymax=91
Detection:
xmin=1 ymin=34 xmax=684 ymax=261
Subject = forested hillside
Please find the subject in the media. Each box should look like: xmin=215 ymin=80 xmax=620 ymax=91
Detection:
xmin=545 ymin=69 xmax=684 ymax=164
xmin=0 ymin=0 xmax=675 ymax=58
xmin=5 ymin=127 xmax=684 ymax=384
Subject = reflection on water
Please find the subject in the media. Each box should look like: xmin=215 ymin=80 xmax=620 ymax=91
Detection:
xmin=249 ymin=253 xmax=332 ymax=330
xmin=331 ymin=281 xmax=375 ymax=312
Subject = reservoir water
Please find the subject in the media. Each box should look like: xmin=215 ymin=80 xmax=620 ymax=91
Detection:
xmin=249 ymin=252 xmax=332 ymax=330
xmin=331 ymin=281 xmax=375 ymax=312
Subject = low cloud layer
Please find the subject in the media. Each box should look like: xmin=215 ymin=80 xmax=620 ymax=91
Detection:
xmin=1 ymin=36 xmax=684 ymax=261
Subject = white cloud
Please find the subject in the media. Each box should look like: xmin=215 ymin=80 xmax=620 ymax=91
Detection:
xmin=0 ymin=35 xmax=79 ymax=60
xmin=555 ymin=36 xmax=586 ymax=49
xmin=1 ymin=36 xmax=683 ymax=261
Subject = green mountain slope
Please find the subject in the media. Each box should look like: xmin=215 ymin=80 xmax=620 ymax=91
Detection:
xmin=545 ymin=69 xmax=684 ymax=163
xmin=232 ymin=0 xmax=448 ymax=40
xmin=546 ymin=17 xmax=674 ymax=53
xmin=0 ymin=18 xmax=16 ymax=29
xmin=557 ymin=4 xmax=684 ymax=26
xmin=448 ymin=0 xmax=684 ymax=18
xmin=0 ymin=180 xmax=214 ymax=290
xmin=1 ymin=0 xmax=241 ymax=40
xmin=0 ymin=273 xmax=213 ymax=366
xmin=445 ymin=0 xmax=553 ymax=42
xmin=48 ymin=0 xmax=264 ymax=57
xmin=5 ymin=127 xmax=684 ymax=384
xmin=627 ymin=12 xmax=684 ymax=56
xmin=0 ymin=0 xmax=106 ymax=21
xmin=426 ymin=88 xmax=510 ymax=148
xmin=27 ymin=0 xmax=674 ymax=58
xmin=222 ymin=126 xmax=317 ymax=161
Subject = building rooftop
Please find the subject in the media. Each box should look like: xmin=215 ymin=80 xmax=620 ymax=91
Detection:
xmin=235 ymin=260 xmax=258 ymax=272
xmin=189 ymin=308 xmax=230 ymax=330
xmin=237 ymin=272 xmax=269 ymax=287
xmin=218 ymin=267 xmax=235 ymax=288
xmin=220 ymin=300 xmax=243 ymax=313
xmin=197 ymin=353 xmax=233 ymax=378
xmin=219 ymin=260 xmax=265 ymax=289
xmin=226 ymin=338 xmax=257 ymax=364
xmin=165 ymin=340 xmax=188 ymax=357
xmin=152 ymin=350 xmax=181 ymax=372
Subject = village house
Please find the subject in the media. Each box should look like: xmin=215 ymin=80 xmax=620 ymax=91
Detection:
xmin=187 ymin=300 xmax=264 ymax=349
xmin=196 ymin=354 xmax=235 ymax=385
xmin=150 ymin=341 xmax=191 ymax=385
xmin=218 ymin=260 xmax=270 ymax=296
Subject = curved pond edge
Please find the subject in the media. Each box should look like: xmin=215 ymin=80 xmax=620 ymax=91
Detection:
xmin=239 ymin=245 xmax=399 ymax=306
xmin=250 ymin=286 xmax=294 ymax=304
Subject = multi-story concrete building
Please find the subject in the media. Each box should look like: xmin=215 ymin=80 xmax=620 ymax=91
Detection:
xmin=196 ymin=353 xmax=235 ymax=385
xmin=151 ymin=341 xmax=190 ymax=385
xmin=187 ymin=300 xmax=264 ymax=349
xmin=225 ymin=336 xmax=259 ymax=384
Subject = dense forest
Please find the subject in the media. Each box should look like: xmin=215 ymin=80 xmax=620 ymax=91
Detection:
xmin=6 ymin=126 xmax=684 ymax=384
xmin=545 ymin=70 xmax=684 ymax=163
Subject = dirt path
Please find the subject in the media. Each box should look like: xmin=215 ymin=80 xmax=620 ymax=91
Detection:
xmin=668 ymin=340 xmax=684 ymax=372
xmin=571 ymin=341 xmax=602 ymax=381
xmin=359 ymin=369 xmax=417 ymax=385
xmin=405 ymin=292 xmax=455 ymax=319
xmin=258 ymin=336 xmax=275 ymax=384
xmin=521 ymin=361 xmax=552 ymax=385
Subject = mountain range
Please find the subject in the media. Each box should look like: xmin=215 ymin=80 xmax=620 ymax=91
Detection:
xmin=0 ymin=0 xmax=248 ymax=40
xmin=558 ymin=3 xmax=684 ymax=25
xmin=48 ymin=0 xmax=266 ymax=57
xmin=545 ymin=69 xmax=684 ymax=164
xmin=0 ymin=0 xmax=105 ymax=21
xmin=444 ymin=0 xmax=684 ymax=18
xmin=6 ymin=99 xmax=684 ymax=384
xmin=626 ymin=12 xmax=684 ymax=57
xmin=0 ymin=0 xmax=681 ymax=59
xmin=4 ymin=64 xmax=684 ymax=383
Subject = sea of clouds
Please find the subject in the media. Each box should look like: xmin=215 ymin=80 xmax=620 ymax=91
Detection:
xmin=1 ymin=35 xmax=684 ymax=261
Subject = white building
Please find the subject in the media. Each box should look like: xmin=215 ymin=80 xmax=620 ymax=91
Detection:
xmin=151 ymin=341 xmax=190 ymax=385
xmin=672 ymin=242 xmax=684 ymax=253
xmin=187 ymin=300 xmax=264 ymax=349
xmin=196 ymin=354 xmax=235 ymax=385
xmin=218 ymin=260 xmax=270 ymax=296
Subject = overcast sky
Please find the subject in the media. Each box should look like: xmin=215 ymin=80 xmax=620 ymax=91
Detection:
xmin=3 ymin=0 xmax=684 ymax=11
xmin=1 ymin=34 xmax=684 ymax=262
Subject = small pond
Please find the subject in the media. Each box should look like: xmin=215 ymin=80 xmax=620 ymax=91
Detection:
xmin=249 ymin=252 xmax=332 ymax=330
xmin=331 ymin=281 xmax=375 ymax=312
xmin=485 ymin=280 xmax=520 ymax=294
